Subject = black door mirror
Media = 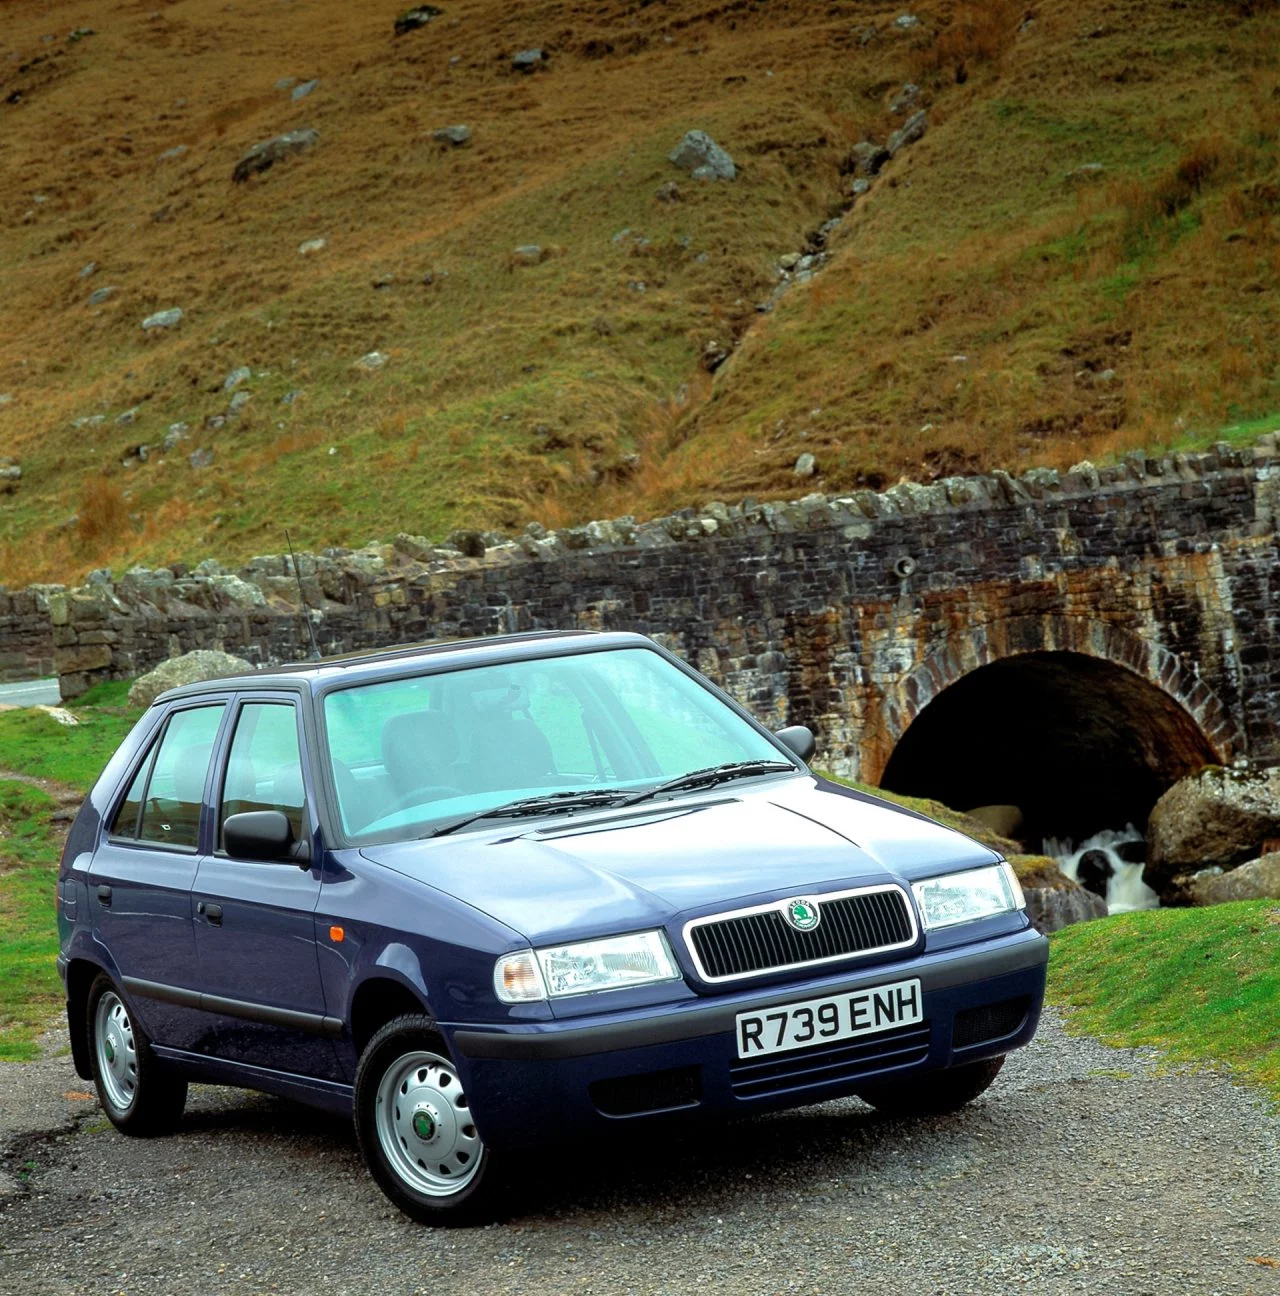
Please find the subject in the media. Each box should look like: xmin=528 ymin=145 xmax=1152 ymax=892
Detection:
xmin=775 ymin=725 xmax=816 ymax=763
xmin=223 ymin=810 xmax=311 ymax=865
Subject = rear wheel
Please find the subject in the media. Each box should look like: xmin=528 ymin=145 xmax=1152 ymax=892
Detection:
xmin=86 ymin=973 xmax=187 ymax=1135
xmin=354 ymin=1015 xmax=505 ymax=1226
xmin=856 ymin=1055 xmax=1005 ymax=1117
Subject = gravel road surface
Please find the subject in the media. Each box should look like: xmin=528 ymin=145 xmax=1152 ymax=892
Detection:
xmin=0 ymin=1010 xmax=1276 ymax=1296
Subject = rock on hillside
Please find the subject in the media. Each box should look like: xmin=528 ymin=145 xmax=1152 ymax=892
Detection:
xmin=232 ymin=129 xmax=320 ymax=183
xmin=128 ymin=650 xmax=254 ymax=708
xmin=668 ymin=130 xmax=736 ymax=181
xmin=1145 ymin=766 xmax=1280 ymax=902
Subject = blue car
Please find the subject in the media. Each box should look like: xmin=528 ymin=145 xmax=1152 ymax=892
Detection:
xmin=57 ymin=631 xmax=1047 ymax=1223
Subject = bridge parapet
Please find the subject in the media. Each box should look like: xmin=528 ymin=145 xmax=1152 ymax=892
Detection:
xmin=12 ymin=436 xmax=1280 ymax=810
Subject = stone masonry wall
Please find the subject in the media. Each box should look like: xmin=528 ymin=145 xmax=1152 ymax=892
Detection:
xmin=0 ymin=586 xmax=58 ymax=682
xmin=16 ymin=433 xmax=1280 ymax=782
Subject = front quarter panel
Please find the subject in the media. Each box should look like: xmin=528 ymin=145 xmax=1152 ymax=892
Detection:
xmin=314 ymin=849 xmax=548 ymax=1075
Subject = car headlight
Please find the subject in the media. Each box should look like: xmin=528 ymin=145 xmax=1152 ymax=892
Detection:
xmin=912 ymin=862 xmax=1025 ymax=931
xmin=494 ymin=931 xmax=681 ymax=1003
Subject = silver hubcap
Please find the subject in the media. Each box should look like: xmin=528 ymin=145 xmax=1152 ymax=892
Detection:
xmin=375 ymin=1050 xmax=482 ymax=1197
xmin=94 ymin=991 xmax=138 ymax=1112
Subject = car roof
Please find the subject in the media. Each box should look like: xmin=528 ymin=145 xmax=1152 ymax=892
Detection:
xmin=154 ymin=629 xmax=654 ymax=704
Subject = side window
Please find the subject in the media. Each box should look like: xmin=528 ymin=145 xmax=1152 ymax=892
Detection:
xmin=111 ymin=743 xmax=158 ymax=838
xmin=135 ymin=706 xmax=225 ymax=851
xmin=219 ymin=702 xmax=306 ymax=847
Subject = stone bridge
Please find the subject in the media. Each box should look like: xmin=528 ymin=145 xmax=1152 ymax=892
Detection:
xmin=6 ymin=433 xmax=1280 ymax=841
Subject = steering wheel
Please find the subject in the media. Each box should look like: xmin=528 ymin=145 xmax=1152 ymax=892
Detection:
xmin=387 ymin=784 xmax=462 ymax=816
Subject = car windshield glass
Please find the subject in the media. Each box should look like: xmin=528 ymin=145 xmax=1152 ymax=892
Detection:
xmin=322 ymin=646 xmax=794 ymax=842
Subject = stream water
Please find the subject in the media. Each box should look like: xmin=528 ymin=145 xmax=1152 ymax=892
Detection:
xmin=1043 ymin=825 xmax=1160 ymax=913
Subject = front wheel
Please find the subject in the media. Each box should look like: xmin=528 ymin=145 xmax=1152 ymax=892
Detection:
xmin=86 ymin=973 xmax=187 ymax=1135
xmin=856 ymin=1055 xmax=1005 ymax=1117
xmin=354 ymin=1015 xmax=504 ymax=1226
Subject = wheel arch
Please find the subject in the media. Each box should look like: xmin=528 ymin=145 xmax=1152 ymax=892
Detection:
xmin=349 ymin=975 xmax=433 ymax=1058
xmin=65 ymin=957 xmax=106 ymax=1080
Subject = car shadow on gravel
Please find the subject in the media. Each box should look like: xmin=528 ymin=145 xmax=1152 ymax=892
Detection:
xmin=176 ymin=1084 xmax=947 ymax=1222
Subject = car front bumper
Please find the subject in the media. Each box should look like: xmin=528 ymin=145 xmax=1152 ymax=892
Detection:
xmin=442 ymin=926 xmax=1049 ymax=1151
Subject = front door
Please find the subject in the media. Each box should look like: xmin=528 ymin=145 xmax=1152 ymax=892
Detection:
xmin=88 ymin=703 xmax=227 ymax=1051
xmin=192 ymin=696 xmax=341 ymax=1080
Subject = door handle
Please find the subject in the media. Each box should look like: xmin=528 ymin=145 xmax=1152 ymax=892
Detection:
xmin=197 ymin=901 xmax=223 ymax=927
xmin=96 ymin=885 xmax=112 ymax=907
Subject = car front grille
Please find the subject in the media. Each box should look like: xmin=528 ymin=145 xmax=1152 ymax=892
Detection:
xmin=686 ymin=886 xmax=916 ymax=982
xmin=728 ymin=1022 xmax=932 ymax=1100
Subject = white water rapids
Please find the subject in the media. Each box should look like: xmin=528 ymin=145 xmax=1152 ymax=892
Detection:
xmin=1043 ymin=825 xmax=1160 ymax=913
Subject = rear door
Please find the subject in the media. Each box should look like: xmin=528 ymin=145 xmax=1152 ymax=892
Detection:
xmin=191 ymin=695 xmax=341 ymax=1080
xmin=88 ymin=702 xmax=227 ymax=1050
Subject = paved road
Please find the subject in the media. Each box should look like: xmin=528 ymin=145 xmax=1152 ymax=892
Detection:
xmin=0 ymin=679 xmax=60 ymax=708
xmin=0 ymin=1011 xmax=1276 ymax=1295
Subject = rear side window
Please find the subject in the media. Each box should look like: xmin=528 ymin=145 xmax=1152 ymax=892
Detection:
xmin=111 ymin=744 xmax=158 ymax=838
xmin=219 ymin=702 xmax=306 ymax=846
xmin=112 ymin=705 xmax=224 ymax=851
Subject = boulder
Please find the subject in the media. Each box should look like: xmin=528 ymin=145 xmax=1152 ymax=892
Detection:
xmin=1189 ymin=853 xmax=1280 ymax=905
xmin=888 ymin=82 xmax=920 ymax=114
xmin=432 ymin=124 xmax=471 ymax=146
xmin=512 ymin=49 xmax=546 ymax=73
xmin=850 ymin=140 xmax=891 ymax=176
xmin=668 ymin=130 xmax=736 ymax=181
xmin=886 ymin=109 xmax=927 ymax=157
xmin=141 ymin=308 xmax=183 ymax=330
xmin=127 ymin=650 xmax=254 ymax=708
xmin=1024 ymin=883 xmax=1109 ymax=933
xmin=1012 ymin=856 xmax=1108 ymax=933
xmin=1145 ymin=766 xmax=1280 ymax=900
xmin=232 ymin=128 xmax=319 ymax=183
xmin=395 ymin=5 xmax=442 ymax=36
xmin=965 ymin=804 xmax=1024 ymax=839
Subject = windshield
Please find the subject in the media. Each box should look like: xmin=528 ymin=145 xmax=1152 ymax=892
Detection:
xmin=322 ymin=646 xmax=794 ymax=842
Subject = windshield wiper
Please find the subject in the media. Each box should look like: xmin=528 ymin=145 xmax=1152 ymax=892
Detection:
xmin=428 ymin=789 xmax=631 ymax=838
xmin=620 ymin=760 xmax=798 ymax=808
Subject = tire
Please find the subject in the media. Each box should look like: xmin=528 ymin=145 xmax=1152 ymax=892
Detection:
xmin=86 ymin=973 xmax=187 ymax=1136
xmin=354 ymin=1015 xmax=505 ymax=1226
xmin=857 ymin=1055 xmax=1005 ymax=1117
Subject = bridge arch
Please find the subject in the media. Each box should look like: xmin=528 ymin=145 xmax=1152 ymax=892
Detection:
xmin=867 ymin=618 xmax=1241 ymax=845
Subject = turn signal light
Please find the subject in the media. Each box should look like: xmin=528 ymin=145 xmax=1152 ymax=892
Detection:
xmin=329 ymin=925 xmax=345 ymax=943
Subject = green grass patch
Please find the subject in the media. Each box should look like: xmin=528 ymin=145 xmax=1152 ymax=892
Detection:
xmin=0 ymin=781 xmax=64 ymax=1061
xmin=1048 ymin=902 xmax=1280 ymax=1101
xmin=0 ymin=684 xmax=141 ymax=793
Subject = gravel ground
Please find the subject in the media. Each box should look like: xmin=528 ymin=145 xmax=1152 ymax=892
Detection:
xmin=0 ymin=1010 xmax=1276 ymax=1296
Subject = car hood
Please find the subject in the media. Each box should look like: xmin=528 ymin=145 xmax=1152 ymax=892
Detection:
xmin=359 ymin=776 xmax=997 ymax=945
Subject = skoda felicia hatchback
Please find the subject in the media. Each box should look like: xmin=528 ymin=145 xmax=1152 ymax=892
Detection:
xmin=57 ymin=631 xmax=1047 ymax=1224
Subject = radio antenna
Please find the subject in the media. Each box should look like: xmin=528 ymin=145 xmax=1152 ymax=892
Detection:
xmin=286 ymin=529 xmax=323 ymax=661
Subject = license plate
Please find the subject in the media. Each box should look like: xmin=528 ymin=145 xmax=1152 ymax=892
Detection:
xmin=735 ymin=978 xmax=923 ymax=1059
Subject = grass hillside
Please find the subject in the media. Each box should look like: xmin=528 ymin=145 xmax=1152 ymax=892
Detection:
xmin=2 ymin=0 xmax=1279 ymax=584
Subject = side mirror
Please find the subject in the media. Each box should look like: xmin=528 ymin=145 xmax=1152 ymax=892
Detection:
xmin=223 ymin=810 xmax=311 ymax=866
xmin=775 ymin=725 xmax=816 ymax=763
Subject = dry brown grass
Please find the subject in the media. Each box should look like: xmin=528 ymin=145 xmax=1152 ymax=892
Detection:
xmin=74 ymin=478 xmax=130 ymax=550
xmin=1 ymin=0 xmax=1279 ymax=579
xmin=911 ymin=0 xmax=1023 ymax=83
